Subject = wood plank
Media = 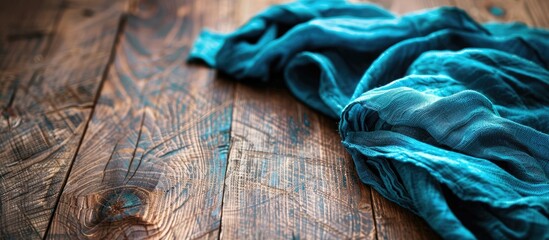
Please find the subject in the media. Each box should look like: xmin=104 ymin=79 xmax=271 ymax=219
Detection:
xmin=0 ymin=0 xmax=59 ymax=32
xmin=371 ymin=191 xmax=441 ymax=240
xmin=0 ymin=1 xmax=61 ymax=238
xmin=219 ymin=1 xmax=375 ymax=238
xmin=524 ymin=0 xmax=549 ymax=28
xmin=0 ymin=0 xmax=60 ymax=69
xmin=222 ymin=84 xmax=376 ymax=239
xmin=0 ymin=0 xmax=59 ymax=121
xmin=0 ymin=0 xmax=127 ymax=238
xmin=48 ymin=0 xmax=237 ymax=238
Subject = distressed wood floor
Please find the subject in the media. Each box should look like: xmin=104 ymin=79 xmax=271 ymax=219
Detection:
xmin=1 ymin=0 xmax=547 ymax=239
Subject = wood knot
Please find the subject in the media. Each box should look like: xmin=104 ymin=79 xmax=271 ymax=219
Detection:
xmin=82 ymin=8 xmax=95 ymax=17
xmin=96 ymin=188 xmax=146 ymax=224
xmin=78 ymin=188 xmax=161 ymax=237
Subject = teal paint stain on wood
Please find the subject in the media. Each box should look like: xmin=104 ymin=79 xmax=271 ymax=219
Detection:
xmin=302 ymin=113 xmax=311 ymax=127
xmin=288 ymin=116 xmax=311 ymax=144
xmin=488 ymin=6 xmax=505 ymax=17
xmin=124 ymin=31 xmax=152 ymax=56
xmin=289 ymin=116 xmax=300 ymax=144
xmin=318 ymin=196 xmax=325 ymax=213
xmin=269 ymin=171 xmax=279 ymax=186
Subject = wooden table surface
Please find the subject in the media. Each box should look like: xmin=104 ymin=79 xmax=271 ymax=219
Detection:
xmin=1 ymin=0 xmax=547 ymax=239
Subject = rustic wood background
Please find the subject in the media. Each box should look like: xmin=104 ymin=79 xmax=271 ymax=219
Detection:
xmin=1 ymin=0 xmax=547 ymax=239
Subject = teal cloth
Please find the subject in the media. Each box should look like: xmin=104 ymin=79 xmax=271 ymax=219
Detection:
xmin=188 ymin=1 xmax=549 ymax=238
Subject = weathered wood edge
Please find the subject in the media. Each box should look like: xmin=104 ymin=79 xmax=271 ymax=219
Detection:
xmin=42 ymin=2 xmax=131 ymax=239
xmin=0 ymin=1 xmax=129 ymax=238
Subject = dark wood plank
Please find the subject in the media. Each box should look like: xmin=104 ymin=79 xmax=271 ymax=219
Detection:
xmin=0 ymin=0 xmax=60 ymax=69
xmin=48 ymin=0 xmax=236 ymax=238
xmin=219 ymin=1 xmax=375 ymax=238
xmin=0 ymin=0 xmax=59 ymax=128
xmin=0 ymin=0 xmax=58 ymax=32
xmin=0 ymin=0 xmax=127 ymax=238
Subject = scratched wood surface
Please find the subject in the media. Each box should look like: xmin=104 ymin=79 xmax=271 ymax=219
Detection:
xmin=48 ymin=0 xmax=237 ymax=238
xmin=218 ymin=1 xmax=377 ymax=239
xmin=0 ymin=0 xmax=127 ymax=238
xmin=0 ymin=0 xmax=547 ymax=239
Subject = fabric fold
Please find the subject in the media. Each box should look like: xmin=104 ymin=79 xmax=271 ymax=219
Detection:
xmin=188 ymin=1 xmax=549 ymax=238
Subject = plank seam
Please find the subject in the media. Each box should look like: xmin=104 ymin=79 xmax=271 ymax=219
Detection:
xmin=217 ymin=81 xmax=238 ymax=240
xmin=369 ymin=188 xmax=379 ymax=240
xmin=125 ymin=111 xmax=146 ymax=183
xmin=42 ymin=11 xmax=129 ymax=240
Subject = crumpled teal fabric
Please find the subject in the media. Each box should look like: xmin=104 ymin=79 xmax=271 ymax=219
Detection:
xmin=187 ymin=0 xmax=549 ymax=238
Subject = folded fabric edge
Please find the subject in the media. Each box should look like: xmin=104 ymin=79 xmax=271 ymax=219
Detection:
xmin=187 ymin=30 xmax=226 ymax=67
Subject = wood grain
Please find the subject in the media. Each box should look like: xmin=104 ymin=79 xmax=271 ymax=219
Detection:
xmin=222 ymin=83 xmax=376 ymax=239
xmin=0 ymin=0 xmax=127 ymax=238
xmin=218 ymin=1 xmax=375 ymax=239
xmin=371 ymin=191 xmax=441 ymax=240
xmin=48 ymin=0 xmax=237 ymax=238
xmin=0 ymin=1 xmax=61 ymax=238
xmin=525 ymin=0 xmax=549 ymax=28
xmin=0 ymin=0 xmax=59 ymax=69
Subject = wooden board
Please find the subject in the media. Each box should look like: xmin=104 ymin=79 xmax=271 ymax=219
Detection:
xmin=0 ymin=0 xmax=59 ymax=70
xmin=48 ymin=0 xmax=236 ymax=238
xmin=221 ymin=83 xmax=376 ymax=239
xmin=0 ymin=1 xmax=61 ymax=238
xmin=0 ymin=0 xmax=127 ymax=238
